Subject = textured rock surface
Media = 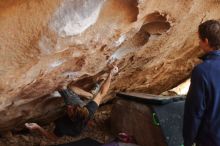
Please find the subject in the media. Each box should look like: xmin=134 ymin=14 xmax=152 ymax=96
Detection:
xmin=0 ymin=0 xmax=220 ymax=131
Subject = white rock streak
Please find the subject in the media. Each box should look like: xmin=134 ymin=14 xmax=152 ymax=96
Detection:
xmin=38 ymin=36 xmax=53 ymax=55
xmin=109 ymin=47 xmax=134 ymax=60
xmin=50 ymin=60 xmax=65 ymax=68
xmin=50 ymin=0 xmax=105 ymax=37
xmin=114 ymin=34 xmax=126 ymax=47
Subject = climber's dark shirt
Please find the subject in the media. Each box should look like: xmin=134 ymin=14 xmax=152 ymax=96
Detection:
xmin=54 ymin=89 xmax=98 ymax=137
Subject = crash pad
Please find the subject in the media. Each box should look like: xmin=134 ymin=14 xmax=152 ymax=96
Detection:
xmin=152 ymin=101 xmax=185 ymax=146
xmin=117 ymin=92 xmax=185 ymax=105
xmin=54 ymin=138 xmax=102 ymax=146
xmin=103 ymin=141 xmax=140 ymax=146
xmin=116 ymin=92 xmax=185 ymax=146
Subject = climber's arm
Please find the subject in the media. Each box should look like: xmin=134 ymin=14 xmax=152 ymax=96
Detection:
xmin=70 ymin=86 xmax=93 ymax=99
xmin=93 ymin=66 xmax=118 ymax=106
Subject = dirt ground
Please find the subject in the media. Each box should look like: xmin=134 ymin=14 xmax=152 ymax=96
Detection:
xmin=0 ymin=104 xmax=115 ymax=146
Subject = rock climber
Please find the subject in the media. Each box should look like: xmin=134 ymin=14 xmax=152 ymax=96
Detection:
xmin=25 ymin=64 xmax=118 ymax=141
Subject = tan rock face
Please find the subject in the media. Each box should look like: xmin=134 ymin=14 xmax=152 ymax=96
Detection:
xmin=0 ymin=0 xmax=220 ymax=131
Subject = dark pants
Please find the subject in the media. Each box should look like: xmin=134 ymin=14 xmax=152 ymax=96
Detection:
xmin=54 ymin=88 xmax=98 ymax=137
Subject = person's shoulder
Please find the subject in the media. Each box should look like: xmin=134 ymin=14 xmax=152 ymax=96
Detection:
xmin=193 ymin=63 xmax=205 ymax=72
xmin=192 ymin=63 xmax=208 ymax=78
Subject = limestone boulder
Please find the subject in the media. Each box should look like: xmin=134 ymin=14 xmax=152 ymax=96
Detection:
xmin=0 ymin=0 xmax=220 ymax=131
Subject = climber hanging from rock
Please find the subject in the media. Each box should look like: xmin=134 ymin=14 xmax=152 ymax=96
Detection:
xmin=24 ymin=64 xmax=118 ymax=141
